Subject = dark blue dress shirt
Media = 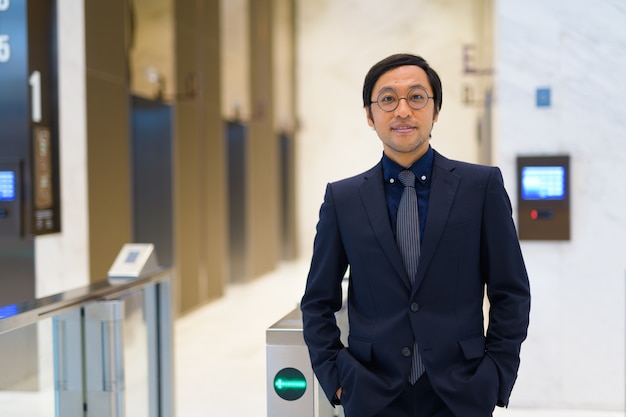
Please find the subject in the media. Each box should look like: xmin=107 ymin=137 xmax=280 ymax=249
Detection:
xmin=381 ymin=146 xmax=434 ymax=241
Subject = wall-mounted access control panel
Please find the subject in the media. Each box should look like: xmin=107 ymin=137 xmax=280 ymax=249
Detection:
xmin=108 ymin=243 xmax=160 ymax=282
xmin=517 ymin=155 xmax=570 ymax=241
xmin=0 ymin=159 xmax=22 ymax=237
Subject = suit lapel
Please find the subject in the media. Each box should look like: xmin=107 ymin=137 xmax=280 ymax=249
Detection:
xmin=359 ymin=164 xmax=412 ymax=289
xmin=413 ymin=152 xmax=460 ymax=291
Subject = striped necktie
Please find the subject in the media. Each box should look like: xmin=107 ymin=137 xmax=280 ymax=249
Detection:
xmin=396 ymin=169 xmax=425 ymax=384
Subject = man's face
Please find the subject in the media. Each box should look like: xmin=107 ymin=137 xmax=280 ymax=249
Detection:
xmin=366 ymin=65 xmax=439 ymax=167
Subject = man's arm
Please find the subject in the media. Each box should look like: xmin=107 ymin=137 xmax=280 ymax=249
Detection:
xmin=301 ymin=183 xmax=349 ymax=403
xmin=481 ymin=167 xmax=531 ymax=406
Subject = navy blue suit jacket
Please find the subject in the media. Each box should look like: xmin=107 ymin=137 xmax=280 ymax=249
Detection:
xmin=301 ymin=150 xmax=530 ymax=417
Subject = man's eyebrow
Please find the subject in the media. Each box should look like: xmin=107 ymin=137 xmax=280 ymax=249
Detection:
xmin=375 ymin=84 xmax=429 ymax=95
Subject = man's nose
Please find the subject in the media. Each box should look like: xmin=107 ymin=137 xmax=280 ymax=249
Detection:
xmin=394 ymin=98 xmax=412 ymax=117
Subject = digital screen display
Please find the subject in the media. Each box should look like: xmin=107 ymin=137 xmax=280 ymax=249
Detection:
xmin=0 ymin=171 xmax=16 ymax=201
xmin=0 ymin=304 xmax=19 ymax=319
xmin=521 ymin=166 xmax=565 ymax=200
xmin=125 ymin=250 xmax=140 ymax=263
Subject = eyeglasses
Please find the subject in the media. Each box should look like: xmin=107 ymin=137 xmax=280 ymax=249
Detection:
xmin=371 ymin=87 xmax=434 ymax=112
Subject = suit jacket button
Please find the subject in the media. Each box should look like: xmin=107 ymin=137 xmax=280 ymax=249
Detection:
xmin=402 ymin=347 xmax=411 ymax=357
xmin=410 ymin=302 xmax=419 ymax=312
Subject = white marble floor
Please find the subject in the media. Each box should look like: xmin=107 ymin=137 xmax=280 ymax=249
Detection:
xmin=174 ymin=259 xmax=624 ymax=417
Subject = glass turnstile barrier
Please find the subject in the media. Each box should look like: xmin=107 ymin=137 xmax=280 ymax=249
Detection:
xmin=0 ymin=269 xmax=173 ymax=417
xmin=0 ymin=319 xmax=55 ymax=417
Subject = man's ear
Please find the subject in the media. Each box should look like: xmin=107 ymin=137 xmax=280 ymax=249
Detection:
xmin=365 ymin=106 xmax=375 ymax=128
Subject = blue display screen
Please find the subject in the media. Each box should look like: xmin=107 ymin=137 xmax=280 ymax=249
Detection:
xmin=125 ymin=250 xmax=140 ymax=263
xmin=521 ymin=166 xmax=565 ymax=200
xmin=0 ymin=304 xmax=19 ymax=319
xmin=0 ymin=171 xmax=16 ymax=201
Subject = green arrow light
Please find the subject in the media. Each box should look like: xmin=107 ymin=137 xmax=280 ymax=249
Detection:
xmin=273 ymin=368 xmax=307 ymax=401
xmin=275 ymin=378 xmax=307 ymax=390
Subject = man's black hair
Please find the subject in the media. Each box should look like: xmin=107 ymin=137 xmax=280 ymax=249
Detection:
xmin=363 ymin=53 xmax=442 ymax=115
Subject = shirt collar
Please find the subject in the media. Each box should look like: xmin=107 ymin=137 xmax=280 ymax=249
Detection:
xmin=382 ymin=146 xmax=434 ymax=186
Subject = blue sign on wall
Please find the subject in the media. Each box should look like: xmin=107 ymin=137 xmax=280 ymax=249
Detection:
xmin=536 ymin=87 xmax=551 ymax=107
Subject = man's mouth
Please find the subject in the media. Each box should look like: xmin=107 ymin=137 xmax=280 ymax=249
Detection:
xmin=392 ymin=125 xmax=415 ymax=133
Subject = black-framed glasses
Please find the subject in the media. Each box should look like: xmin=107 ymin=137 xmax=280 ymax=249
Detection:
xmin=371 ymin=87 xmax=434 ymax=112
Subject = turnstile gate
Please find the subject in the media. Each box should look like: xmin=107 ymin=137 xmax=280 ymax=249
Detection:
xmin=266 ymin=297 xmax=348 ymax=417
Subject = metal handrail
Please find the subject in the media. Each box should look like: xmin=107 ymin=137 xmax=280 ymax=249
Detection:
xmin=0 ymin=268 xmax=172 ymax=335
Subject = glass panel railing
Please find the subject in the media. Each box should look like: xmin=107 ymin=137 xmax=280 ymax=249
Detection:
xmin=0 ymin=269 xmax=173 ymax=417
xmin=122 ymin=286 xmax=152 ymax=417
xmin=0 ymin=319 xmax=56 ymax=417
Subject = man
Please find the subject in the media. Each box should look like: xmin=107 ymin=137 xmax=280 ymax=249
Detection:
xmin=300 ymin=53 xmax=531 ymax=417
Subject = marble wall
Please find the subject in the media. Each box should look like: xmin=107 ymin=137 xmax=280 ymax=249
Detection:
xmin=129 ymin=0 xmax=174 ymax=100
xmin=221 ymin=0 xmax=295 ymax=130
xmin=295 ymin=0 xmax=489 ymax=258
xmin=35 ymin=1 xmax=90 ymax=297
xmin=495 ymin=0 xmax=626 ymax=410
xmin=220 ymin=0 xmax=250 ymax=121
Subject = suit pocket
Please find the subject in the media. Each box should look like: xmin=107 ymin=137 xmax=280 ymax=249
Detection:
xmin=458 ymin=335 xmax=486 ymax=360
xmin=347 ymin=335 xmax=372 ymax=363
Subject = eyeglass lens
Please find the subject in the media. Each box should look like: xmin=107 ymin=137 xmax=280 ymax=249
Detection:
xmin=376 ymin=88 xmax=430 ymax=111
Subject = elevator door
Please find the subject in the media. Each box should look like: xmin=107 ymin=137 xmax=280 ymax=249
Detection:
xmin=130 ymin=96 xmax=173 ymax=268
xmin=227 ymin=121 xmax=247 ymax=282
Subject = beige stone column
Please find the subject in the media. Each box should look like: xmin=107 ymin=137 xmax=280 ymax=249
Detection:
xmin=84 ymin=0 xmax=132 ymax=281
xmin=273 ymin=0 xmax=298 ymax=260
xmin=245 ymin=0 xmax=280 ymax=279
xmin=173 ymin=0 xmax=227 ymax=313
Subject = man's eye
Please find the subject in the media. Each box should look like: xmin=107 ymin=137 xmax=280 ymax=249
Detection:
xmin=380 ymin=95 xmax=396 ymax=103
xmin=410 ymin=93 xmax=425 ymax=101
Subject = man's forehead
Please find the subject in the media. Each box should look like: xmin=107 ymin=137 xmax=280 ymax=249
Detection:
xmin=374 ymin=66 xmax=431 ymax=93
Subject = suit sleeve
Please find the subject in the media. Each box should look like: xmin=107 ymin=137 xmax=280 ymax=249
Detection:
xmin=300 ymin=183 xmax=349 ymax=403
xmin=481 ymin=167 xmax=531 ymax=407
